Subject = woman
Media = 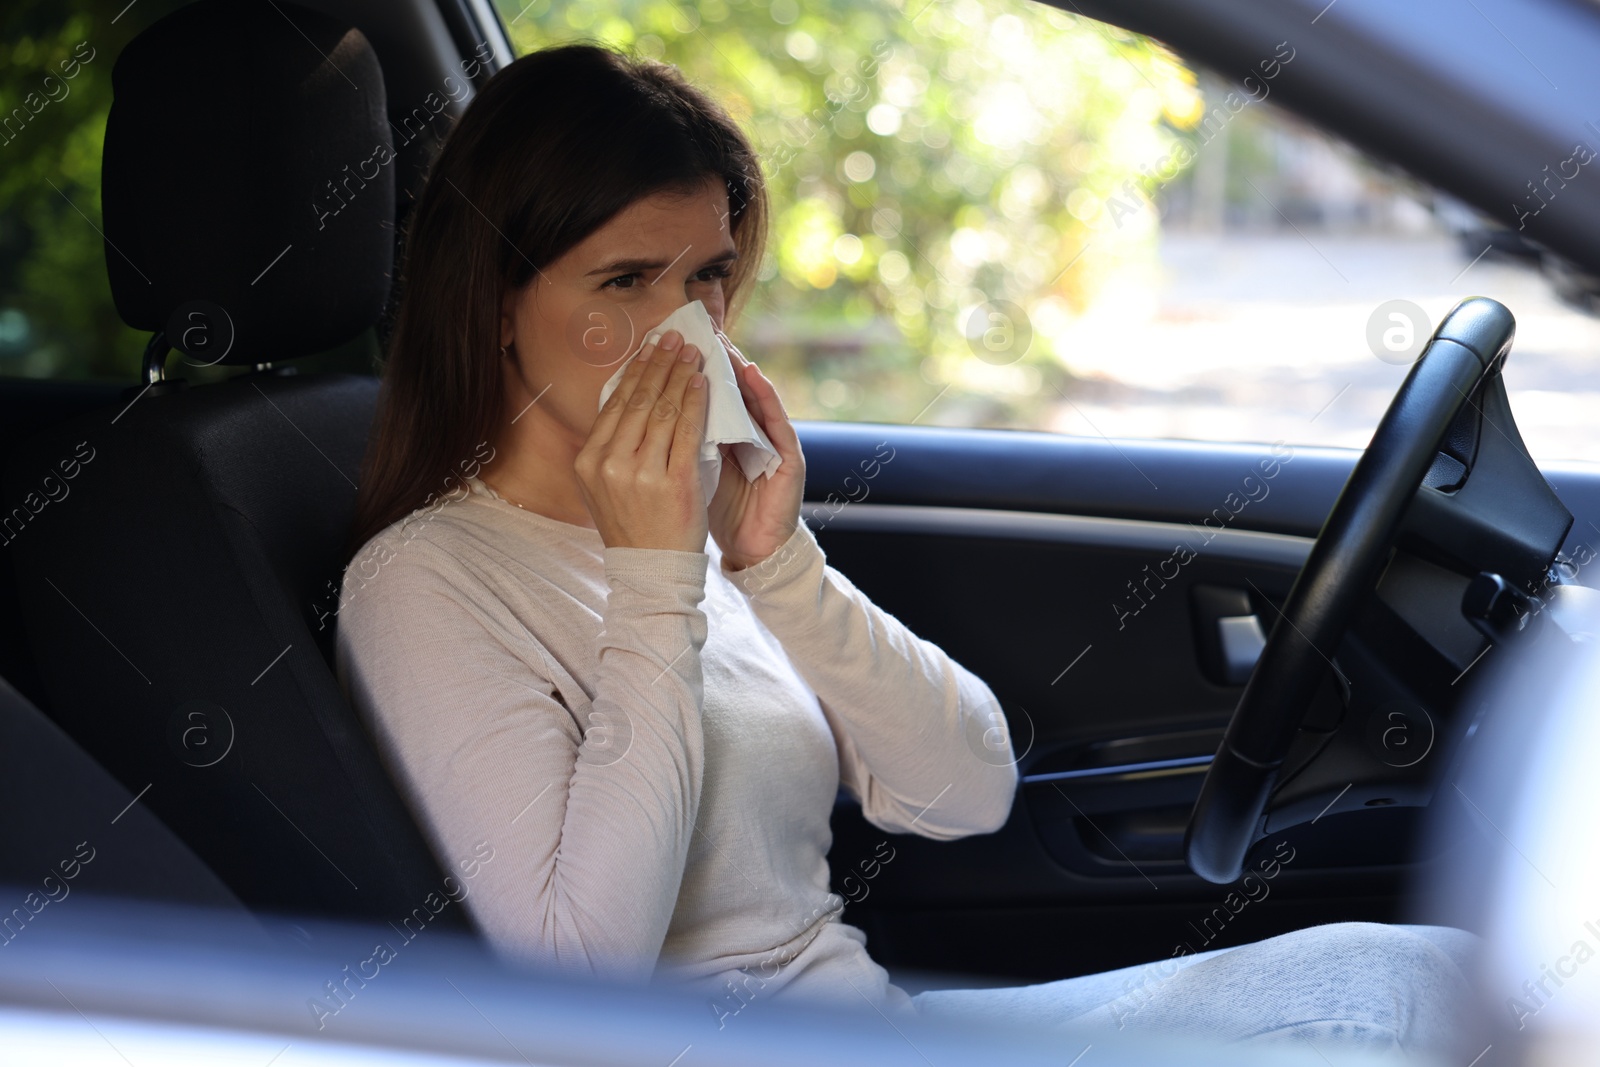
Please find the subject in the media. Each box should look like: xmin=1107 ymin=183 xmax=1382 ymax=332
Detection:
xmin=336 ymin=42 xmax=1477 ymax=1053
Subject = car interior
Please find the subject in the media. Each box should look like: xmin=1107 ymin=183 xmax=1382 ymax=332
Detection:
xmin=6 ymin=0 xmax=1600 ymax=1008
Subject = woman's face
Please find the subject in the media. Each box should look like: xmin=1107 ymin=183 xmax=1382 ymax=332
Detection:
xmin=499 ymin=176 xmax=738 ymax=439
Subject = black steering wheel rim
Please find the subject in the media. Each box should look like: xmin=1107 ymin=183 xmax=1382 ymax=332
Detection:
xmin=1183 ymin=296 xmax=1518 ymax=884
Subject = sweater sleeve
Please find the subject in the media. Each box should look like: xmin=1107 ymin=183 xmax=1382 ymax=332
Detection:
xmin=719 ymin=521 xmax=1017 ymax=839
xmin=335 ymin=538 xmax=709 ymax=981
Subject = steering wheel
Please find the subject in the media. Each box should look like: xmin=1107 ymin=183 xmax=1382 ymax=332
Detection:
xmin=1184 ymin=296 xmax=1517 ymax=884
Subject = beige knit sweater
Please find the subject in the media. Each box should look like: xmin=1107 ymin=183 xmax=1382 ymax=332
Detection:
xmin=334 ymin=474 xmax=1017 ymax=1016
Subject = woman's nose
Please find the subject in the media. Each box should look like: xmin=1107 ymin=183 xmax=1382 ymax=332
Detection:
xmin=644 ymin=294 xmax=690 ymax=334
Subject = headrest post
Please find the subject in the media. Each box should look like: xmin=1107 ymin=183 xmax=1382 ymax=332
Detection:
xmin=142 ymin=331 xmax=171 ymax=384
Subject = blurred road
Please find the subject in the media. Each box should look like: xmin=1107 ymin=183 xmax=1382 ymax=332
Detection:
xmin=1044 ymin=233 xmax=1600 ymax=464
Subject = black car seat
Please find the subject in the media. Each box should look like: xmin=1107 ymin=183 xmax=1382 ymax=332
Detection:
xmin=2 ymin=0 xmax=471 ymax=931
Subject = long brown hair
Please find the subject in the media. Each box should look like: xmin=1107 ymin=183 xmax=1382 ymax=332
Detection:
xmin=344 ymin=43 xmax=769 ymax=564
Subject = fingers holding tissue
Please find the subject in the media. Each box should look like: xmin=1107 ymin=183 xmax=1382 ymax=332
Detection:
xmin=597 ymin=300 xmax=784 ymax=506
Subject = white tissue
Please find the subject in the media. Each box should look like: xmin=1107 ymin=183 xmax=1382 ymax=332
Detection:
xmin=597 ymin=300 xmax=782 ymax=503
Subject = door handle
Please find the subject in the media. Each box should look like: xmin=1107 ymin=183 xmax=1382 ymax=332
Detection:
xmin=1216 ymin=614 xmax=1266 ymax=684
xmin=1191 ymin=584 xmax=1268 ymax=686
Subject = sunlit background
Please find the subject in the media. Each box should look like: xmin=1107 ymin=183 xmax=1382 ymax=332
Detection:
xmin=6 ymin=0 xmax=1600 ymax=459
xmin=490 ymin=0 xmax=1600 ymax=462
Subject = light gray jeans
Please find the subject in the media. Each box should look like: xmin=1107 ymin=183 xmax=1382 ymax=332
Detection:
xmin=912 ymin=922 xmax=1479 ymax=1056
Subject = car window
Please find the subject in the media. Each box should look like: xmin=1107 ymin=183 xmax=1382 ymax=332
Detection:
xmin=492 ymin=0 xmax=1600 ymax=463
xmin=7 ymin=1 xmax=1597 ymax=462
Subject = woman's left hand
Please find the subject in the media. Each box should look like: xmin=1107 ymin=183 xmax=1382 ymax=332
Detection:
xmin=708 ymin=326 xmax=806 ymax=572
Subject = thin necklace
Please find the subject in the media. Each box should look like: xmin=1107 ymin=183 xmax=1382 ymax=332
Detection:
xmin=479 ymin=475 xmax=592 ymax=529
xmin=478 ymin=475 xmax=527 ymax=510
xmin=479 ymin=475 xmax=542 ymax=513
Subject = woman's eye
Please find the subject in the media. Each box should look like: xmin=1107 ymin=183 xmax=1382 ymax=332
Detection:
xmin=603 ymin=264 xmax=728 ymax=290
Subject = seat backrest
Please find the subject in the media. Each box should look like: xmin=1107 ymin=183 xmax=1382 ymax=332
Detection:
xmin=1 ymin=0 xmax=471 ymax=930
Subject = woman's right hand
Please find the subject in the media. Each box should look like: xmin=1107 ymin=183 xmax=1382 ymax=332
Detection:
xmin=575 ymin=329 xmax=710 ymax=554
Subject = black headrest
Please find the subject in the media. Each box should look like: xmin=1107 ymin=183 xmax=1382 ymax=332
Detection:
xmin=102 ymin=0 xmax=394 ymax=365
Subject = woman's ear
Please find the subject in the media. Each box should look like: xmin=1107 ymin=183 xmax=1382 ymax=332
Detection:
xmin=499 ymin=287 xmax=518 ymax=351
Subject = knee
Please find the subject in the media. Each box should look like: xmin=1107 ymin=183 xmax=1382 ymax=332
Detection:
xmin=1395 ymin=923 xmax=1482 ymax=976
xmin=1289 ymin=921 xmax=1469 ymax=983
xmin=1297 ymin=921 xmax=1471 ymax=972
xmin=1278 ymin=922 xmax=1476 ymax=1049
